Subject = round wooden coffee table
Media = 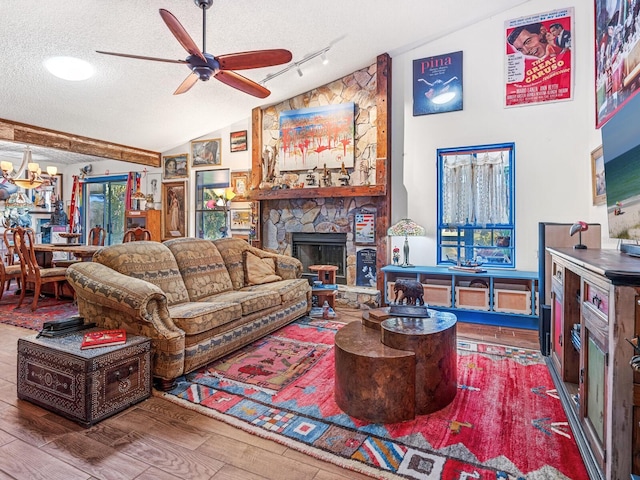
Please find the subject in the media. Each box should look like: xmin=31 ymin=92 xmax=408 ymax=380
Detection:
xmin=381 ymin=313 xmax=457 ymax=414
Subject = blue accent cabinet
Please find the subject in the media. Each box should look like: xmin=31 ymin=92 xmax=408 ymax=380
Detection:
xmin=381 ymin=265 xmax=538 ymax=330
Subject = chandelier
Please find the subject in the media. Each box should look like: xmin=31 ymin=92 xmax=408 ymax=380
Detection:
xmin=1 ymin=146 xmax=58 ymax=189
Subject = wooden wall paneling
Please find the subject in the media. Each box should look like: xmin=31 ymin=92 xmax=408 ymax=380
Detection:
xmin=375 ymin=53 xmax=392 ymax=293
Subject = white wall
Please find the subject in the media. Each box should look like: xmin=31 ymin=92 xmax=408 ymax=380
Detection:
xmin=392 ymin=0 xmax=613 ymax=271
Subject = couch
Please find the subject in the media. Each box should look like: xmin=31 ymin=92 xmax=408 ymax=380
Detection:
xmin=65 ymin=237 xmax=311 ymax=388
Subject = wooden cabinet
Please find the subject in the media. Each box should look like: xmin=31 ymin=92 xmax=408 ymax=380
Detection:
xmin=381 ymin=265 xmax=538 ymax=330
xmin=547 ymin=247 xmax=640 ymax=480
xmin=124 ymin=210 xmax=161 ymax=242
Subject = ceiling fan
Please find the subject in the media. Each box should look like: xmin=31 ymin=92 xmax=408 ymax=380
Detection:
xmin=96 ymin=0 xmax=292 ymax=98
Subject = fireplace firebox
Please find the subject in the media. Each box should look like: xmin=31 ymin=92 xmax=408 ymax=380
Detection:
xmin=291 ymin=232 xmax=347 ymax=284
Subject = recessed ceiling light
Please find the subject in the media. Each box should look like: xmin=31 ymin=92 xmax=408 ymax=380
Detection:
xmin=44 ymin=56 xmax=95 ymax=81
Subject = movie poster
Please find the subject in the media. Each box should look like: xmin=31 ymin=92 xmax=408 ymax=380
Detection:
xmin=413 ymin=51 xmax=463 ymax=116
xmin=356 ymin=248 xmax=377 ymax=288
xmin=505 ymin=8 xmax=574 ymax=107
xmin=595 ymin=0 xmax=640 ymax=128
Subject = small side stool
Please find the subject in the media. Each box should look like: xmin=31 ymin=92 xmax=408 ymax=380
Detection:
xmin=309 ymin=265 xmax=338 ymax=308
xmin=309 ymin=265 xmax=338 ymax=285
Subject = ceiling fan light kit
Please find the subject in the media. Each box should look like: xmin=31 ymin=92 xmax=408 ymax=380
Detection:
xmin=96 ymin=0 xmax=292 ymax=97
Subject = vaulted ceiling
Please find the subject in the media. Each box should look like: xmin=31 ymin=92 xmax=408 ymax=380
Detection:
xmin=1 ymin=0 xmax=528 ymax=163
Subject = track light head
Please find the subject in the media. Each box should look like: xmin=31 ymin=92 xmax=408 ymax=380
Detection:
xmin=296 ymin=66 xmax=303 ymax=77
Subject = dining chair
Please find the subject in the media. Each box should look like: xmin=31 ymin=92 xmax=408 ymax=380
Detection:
xmin=88 ymin=226 xmax=106 ymax=246
xmin=0 ymin=260 xmax=22 ymax=301
xmin=13 ymin=226 xmax=68 ymax=311
xmin=123 ymin=227 xmax=152 ymax=243
xmin=2 ymin=228 xmax=21 ymax=293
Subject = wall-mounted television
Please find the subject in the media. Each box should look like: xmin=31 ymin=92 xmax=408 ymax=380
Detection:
xmin=602 ymin=90 xmax=640 ymax=240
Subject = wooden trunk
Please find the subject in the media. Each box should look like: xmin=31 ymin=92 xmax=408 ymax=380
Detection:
xmin=17 ymin=330 xmax=151 ymax=427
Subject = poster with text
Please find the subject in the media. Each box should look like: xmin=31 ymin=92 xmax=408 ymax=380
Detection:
xmin=594 ymin=0 xmax=640 ymax=128
xmin=505 ymin=8 xmax=574 ymax=107
xmin=356 ymin=248 xmax=377 ymax=288
xmin=413 ymin=51 xmax=463 ymax=116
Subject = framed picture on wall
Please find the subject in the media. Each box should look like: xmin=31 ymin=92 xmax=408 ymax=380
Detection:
xmin=354 ymin=211 xmax=376 ymax=245
xmin=591 ymin=145 xmax=606 ymax=206
xmin=191 ymin=138 xmax=222 ymax=168
xmin=162 ymin=181 xmax=187 ymax=239
xmin=230 ymin=171 xmax=250 ymax=200
xmin=162 ymin=153 xmax=189 ymax=180
xmin=230 ymin=130 xmax=248 ymax=152
xmin=230 ymin=207 xmax=251 ymax=231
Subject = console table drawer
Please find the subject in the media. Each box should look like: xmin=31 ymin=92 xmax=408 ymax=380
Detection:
xmin=583 ymin=280 xmax=609 ymax=320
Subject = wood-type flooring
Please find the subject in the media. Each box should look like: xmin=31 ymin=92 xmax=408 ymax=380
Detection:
xmin=0 ymin=308 xmax=539 ymax=479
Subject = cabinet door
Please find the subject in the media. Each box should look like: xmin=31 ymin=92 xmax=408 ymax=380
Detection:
xmin=550 ymin=289 xmax=564 ymax=375
xmin=581 ymin=312 xmax=608 ymax=469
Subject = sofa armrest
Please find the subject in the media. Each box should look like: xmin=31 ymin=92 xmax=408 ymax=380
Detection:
xmin=66 ymin=262 xmax=181 ymax=335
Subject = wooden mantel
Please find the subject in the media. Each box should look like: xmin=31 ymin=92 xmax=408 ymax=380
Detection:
xmin=0 ymin=118 xmax=160 ymax=168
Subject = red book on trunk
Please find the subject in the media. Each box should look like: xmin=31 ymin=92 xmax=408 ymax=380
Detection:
xmin=81 ymin=329 xmax=127 ymax=349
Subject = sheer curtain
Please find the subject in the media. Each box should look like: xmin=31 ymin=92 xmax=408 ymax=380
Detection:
xmin=442 ymin=150 xmax=509 ymax=226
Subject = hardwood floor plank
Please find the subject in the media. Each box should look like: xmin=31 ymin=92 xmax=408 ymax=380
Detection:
xmin=109 ymin=430 xmax=223 ymax=479
xmin=209 ymin=464 xmax=269 ymax=480
xmin=0 ymin=438 xmax=89 ymax=480
xmin=132 ymin=466 xmax=186 ymax=480
xmin=0 ymin=403 xmax=75 ymax=447
xmin=284 ymin=447 xmax=374 ymax=480
xmin=41 ymin=431 xmax=150 ymax=480
xmin=109 ymin=403 xmax=214 ymax=450
xmin=197 ymin=441 xmax=319 ymax=480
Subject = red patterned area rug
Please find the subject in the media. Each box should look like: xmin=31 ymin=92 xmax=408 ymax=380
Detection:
xmin=156 ymin=317 xmax=589 ymax=480
xmin=0 ymin=285 xmax=78 ymax=331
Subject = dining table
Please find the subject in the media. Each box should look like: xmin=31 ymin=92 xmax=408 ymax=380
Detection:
xmin=33 ymin=243 xmax=103 ymax=267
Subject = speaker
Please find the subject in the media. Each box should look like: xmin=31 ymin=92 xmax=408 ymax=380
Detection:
xmin=539 ymin=305 xmax=551 ymax=356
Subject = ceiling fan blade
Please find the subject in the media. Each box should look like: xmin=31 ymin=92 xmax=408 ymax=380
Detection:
xmin=159 ymin=8 xmax=206 ymax=63
xmin=217 ymin=49 xmax=293 ymax=70
xmin=96 ymin=51 xmax=187 ymax=64
xmin=215 ymin=70 xmax=270 ymax=98
xmin=174 ymin=72 xmax=200 ymax=95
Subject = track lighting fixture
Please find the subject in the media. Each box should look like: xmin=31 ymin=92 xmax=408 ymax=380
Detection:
xmin=260 ymin=45 xmax=332 ymax=84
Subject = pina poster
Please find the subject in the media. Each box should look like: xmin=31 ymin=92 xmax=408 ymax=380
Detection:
xmin=505 ymin=8 xmax=574 ymax=107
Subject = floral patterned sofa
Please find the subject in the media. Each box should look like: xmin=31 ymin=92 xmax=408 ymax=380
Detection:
xmin=65 ymin=237 xmax=311 ymax=388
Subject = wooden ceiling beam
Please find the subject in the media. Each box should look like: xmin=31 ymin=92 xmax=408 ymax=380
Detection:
xmin=0 ymin=118 xmax=161 ymax=168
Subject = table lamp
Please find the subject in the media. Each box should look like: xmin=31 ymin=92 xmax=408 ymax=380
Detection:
xmin=387 ymin=218 xmax=426 ymax=267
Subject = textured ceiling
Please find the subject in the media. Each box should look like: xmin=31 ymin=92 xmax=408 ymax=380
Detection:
xmin=0 ymin=0 xmax=528 ymax=163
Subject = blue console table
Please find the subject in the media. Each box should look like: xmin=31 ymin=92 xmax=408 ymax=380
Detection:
xmin=381 ymin=265 xmax=539 ymax=330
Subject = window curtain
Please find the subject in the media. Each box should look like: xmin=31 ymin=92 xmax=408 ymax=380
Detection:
xmin=442 ymin=151 xmax=509 ymax=226
xmin=124 ymin=172 xmax=142 ymax=211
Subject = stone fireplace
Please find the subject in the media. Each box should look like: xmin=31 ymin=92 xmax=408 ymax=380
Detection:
xmin=261 ymin=197 xmax=377 ymax=287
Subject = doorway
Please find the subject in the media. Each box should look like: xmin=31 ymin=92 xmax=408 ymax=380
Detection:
xmin=83 ymin=175 xmax=128 ymax=245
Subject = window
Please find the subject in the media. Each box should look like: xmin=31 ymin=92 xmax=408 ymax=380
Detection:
xmin=194 ymin=169 xmax=231 ymax=239
xmin=437 ymin=143 xmax=515 ymax=268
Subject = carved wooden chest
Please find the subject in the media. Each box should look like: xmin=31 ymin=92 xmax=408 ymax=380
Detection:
xmin=17 ymin=330 xmax=151 ymax=427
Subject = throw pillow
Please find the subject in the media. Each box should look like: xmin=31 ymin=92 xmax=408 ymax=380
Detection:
xmin=244 ymin=251 xmax=282 ymax=285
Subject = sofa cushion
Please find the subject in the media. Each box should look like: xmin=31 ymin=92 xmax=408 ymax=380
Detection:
xmin=164 ymin=238 xmax=234 ymax=301
xmin=92 ymin=241 xmax=189 ymax=306
xmin=244 ymin=251 xmax=282 ymax=285
xmin=241 ymin=278 xmax=311 ymax=304
xmin=203 ymin=289 xmax=281 ymax=316
xmin=168 ymin=301 xmax=242 ymax=335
